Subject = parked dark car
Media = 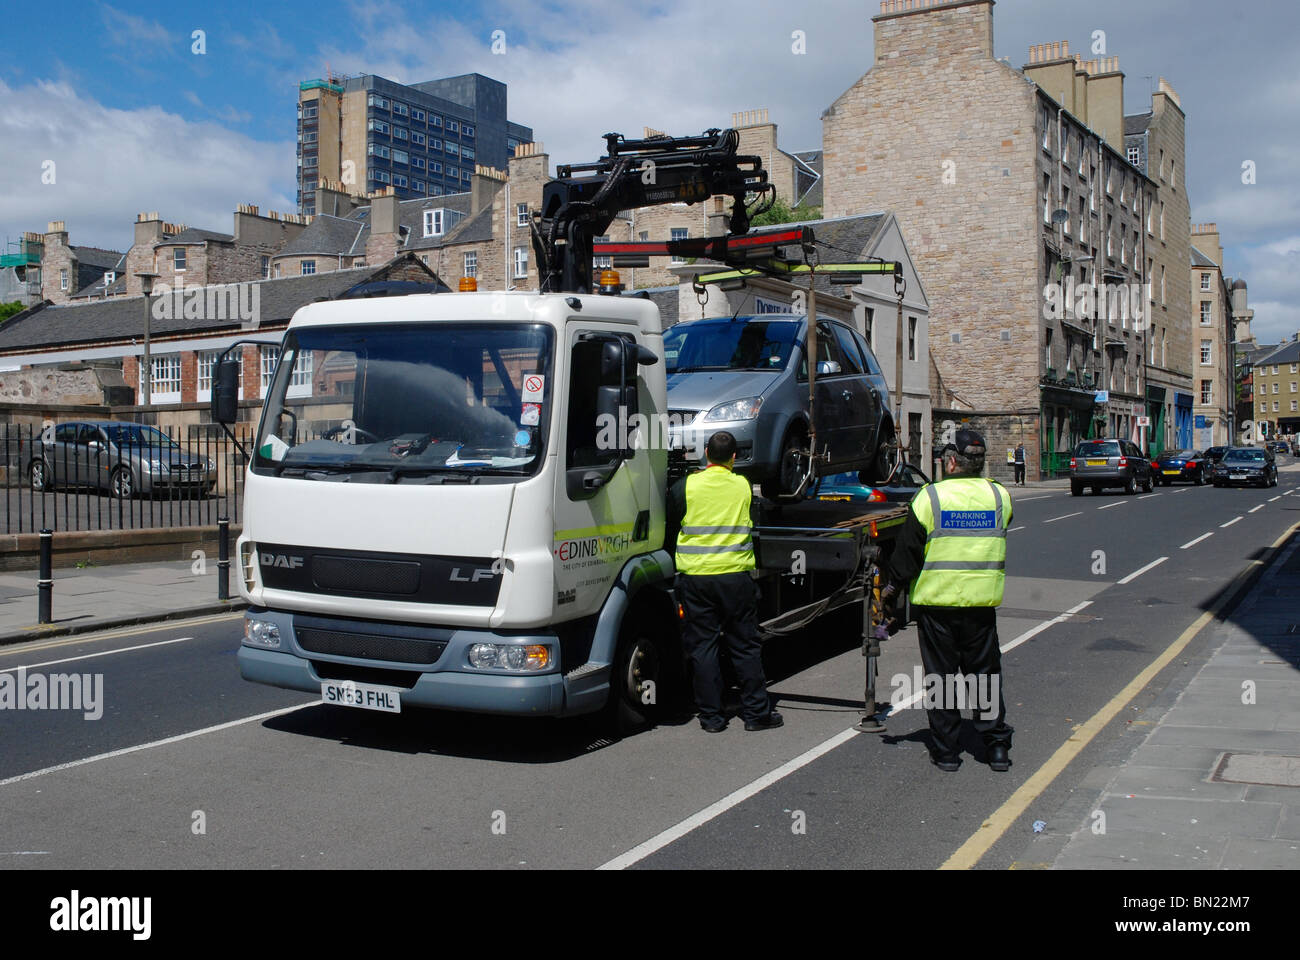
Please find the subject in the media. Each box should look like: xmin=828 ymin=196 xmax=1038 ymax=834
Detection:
xmin=26 ymin=420 xmax=217 ymax=499
xmin=1070 ymin=439 xmax=1153 ymax=496
xmin=1153 ymin=449 xmax=1207 ymax=486
xmin=665 ymin=314 xmax=896 ymax=496
xmin=814 ymin=463 xmax=933 ymax=505
xmin=1211 ymin=447 xmax=1278 ymax=488
xmin=1267 ymin=440 xmax=1290 ymax=456
xmin=1203 ymin=446 xmax=1229 ymax=466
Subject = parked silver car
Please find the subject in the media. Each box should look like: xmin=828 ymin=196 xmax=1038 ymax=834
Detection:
xmin=664 ymin=314 xmax=895 ymax=495
xmin=26 ymin=421 xmax=217 ymax=499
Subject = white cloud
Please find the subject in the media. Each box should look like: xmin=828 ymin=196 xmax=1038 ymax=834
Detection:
xmin=98 ymin=3 xmax=172 ymax=48
xmin=0 ymin=79 xmax=295 ymax=253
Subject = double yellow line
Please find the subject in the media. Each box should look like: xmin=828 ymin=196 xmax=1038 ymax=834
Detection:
xmin=942 ymin=520 xmax=1300 ymax=870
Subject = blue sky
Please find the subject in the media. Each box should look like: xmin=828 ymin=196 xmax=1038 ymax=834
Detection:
xmin=2 ymin=0 xmax=1297 ymax=342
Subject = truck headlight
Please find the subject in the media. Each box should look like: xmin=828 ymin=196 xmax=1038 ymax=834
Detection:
xmin=244 ymin=618 xmax=281 ymax=648
xmin=704 ymin=397 xmax=763 ymax=422
xmin=467 ymin=643 xmax=551 ymax=671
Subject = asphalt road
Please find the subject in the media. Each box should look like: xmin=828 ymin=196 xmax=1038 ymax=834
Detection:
xmin=1 ymin=468 xmax=1296 ymax=869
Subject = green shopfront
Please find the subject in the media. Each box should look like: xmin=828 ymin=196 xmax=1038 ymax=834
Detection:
xmin=1041 ymin=385 xmax=1100 ymax=477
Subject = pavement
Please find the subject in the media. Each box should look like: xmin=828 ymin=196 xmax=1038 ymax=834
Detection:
xmin=0 ymin=559 xmax=245 ymax=646
xmin=1029 ymin=517 xmax=1300 ymax=869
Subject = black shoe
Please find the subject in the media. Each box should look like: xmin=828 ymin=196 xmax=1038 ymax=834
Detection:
xmin=700 ymin=718 xmax=728 ymax=733
xmin=930 ymin=754 xmax=961 ymax=773
xmin=987 ymin=744 xmax=1011 ymax=772
xmin=743 ymin=711 xmax=784 ymax=731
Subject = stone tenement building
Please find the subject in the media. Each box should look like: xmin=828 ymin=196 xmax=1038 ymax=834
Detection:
xmin=1124 ymin=79 xmax=1194 ymax=451
xmin=1188 ymin=224 xmax=1236 ymax=448
xmin=822 ymin=0 xmax=1194 ymax=477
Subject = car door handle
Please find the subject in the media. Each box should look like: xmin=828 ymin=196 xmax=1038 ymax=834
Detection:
xmin=841 ymin=390 xmax=853 ymax=402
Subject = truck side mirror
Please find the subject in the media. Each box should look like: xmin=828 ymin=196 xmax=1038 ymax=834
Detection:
xmin=212 ymin=359 xmax=239 ymax=424
xmin=596 ymin=384 xmax=639 ymax=456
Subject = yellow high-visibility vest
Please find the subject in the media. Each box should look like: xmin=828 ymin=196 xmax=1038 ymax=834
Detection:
xmin=908 ymin=477 xmax=1010 ymax=607
xmin=675 ymin=466 xmax=755 ymax=576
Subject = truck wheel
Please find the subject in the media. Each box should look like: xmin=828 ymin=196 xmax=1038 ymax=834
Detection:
xmin=601 ymin=608 xmax=684 ymax=735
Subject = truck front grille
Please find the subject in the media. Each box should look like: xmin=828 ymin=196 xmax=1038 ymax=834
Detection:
xmin=298 ymin=627 xmax=447 ymax=665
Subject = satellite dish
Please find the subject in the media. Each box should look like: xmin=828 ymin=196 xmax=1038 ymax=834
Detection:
xmin=1051 ymin=208 xmax=1070 ymax=225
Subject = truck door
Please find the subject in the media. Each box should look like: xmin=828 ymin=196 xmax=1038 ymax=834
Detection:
xmin=551 ymin=324 xmax=653 ymax=621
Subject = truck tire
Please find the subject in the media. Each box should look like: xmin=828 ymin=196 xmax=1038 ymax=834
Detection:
xmin=601 ymin=604 xmax=685 ymax=735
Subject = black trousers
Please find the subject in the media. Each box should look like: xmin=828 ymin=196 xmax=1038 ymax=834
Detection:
xmin=1013 ymin=462 xmax=1026 ymax=484
xmin=677 ymin=572 xmax=770 ymax=724
xmin=915 ymin=606 xmax=1014 ymax=759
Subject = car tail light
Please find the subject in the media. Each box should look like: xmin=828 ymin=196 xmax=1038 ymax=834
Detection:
xmin=1070 ymin=458 xmax=1077 ymax=469
xmin=1118 ymin=457 xmax=1128 ymax=467
xmin=1187 ymin=460 xmax=1198 ymax=467
xmin=868 ymin=489 xmax=887 ymax=503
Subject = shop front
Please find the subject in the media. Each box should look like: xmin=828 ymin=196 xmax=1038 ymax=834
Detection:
xmin=1041 ymin=385 xmax=1099 ymax=477
xmin=1146 ymin=385 xmax=1168 ymax=457
xmin=1175 ymin=392 xmax=1194 ymax=450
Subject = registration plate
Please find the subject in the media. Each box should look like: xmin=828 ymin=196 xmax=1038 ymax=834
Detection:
xmin=1230 ymin=474 xmax=1247 ymax=481
xmin=1163 ymin=470 xmax=1181 ymax=476
xmin=321 ymin=680 xmax=401 ymax=713
xmin=1086 ymin=459 xmax=1107 ymax=466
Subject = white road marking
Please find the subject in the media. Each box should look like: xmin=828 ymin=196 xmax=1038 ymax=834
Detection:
xmin=1181 ymin=532 xmax=1214 ymax=550
xmin=599 ymin=598 xmax=1095 ymax=870
xmin=1013 ymin=496 xmax=1052 ymax=503
xmin=1009 ymin=526 xmax=1026 ymax=533
xmin=1172 ymin=488 xmax=1191 ymax=494
xmin=1117 ymin=557 xmax=1168 ymax=585
xmin=0 ymin=637 xmax=194 ymax=674
xmin=1269 ymin=496 xmax=1282 ymax=503
xmin=1138 ymin=494 xmax=1161 ymax=501
xmin=1249 ymin=505 xmax=1265 ymax=514
xmin=0 ymin=704 xmax=311 ymax=789
xmin=1098 ymin=502 xmax=1126 ymax=511
xmin=1220 ymin=517 xmax=1242 ymax=529
xmin=1044 ymin=512 xmax=1084 ymax=524
xmin=597 ymin=728 xmax=861 ymax=870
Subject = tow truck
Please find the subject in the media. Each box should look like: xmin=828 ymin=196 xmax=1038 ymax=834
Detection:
xmin=216 ymin=128 xmax=910 ymax=733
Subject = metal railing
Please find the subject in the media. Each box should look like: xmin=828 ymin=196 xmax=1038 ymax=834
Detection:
xmin=1 ymin=421 xmax=250 ymax=534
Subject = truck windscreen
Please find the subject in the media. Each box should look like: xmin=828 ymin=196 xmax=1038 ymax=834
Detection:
xmin=664 ymin=318 xmax=798 ymax=374
xmin=252 ymin=322 xmax=554 ymax=481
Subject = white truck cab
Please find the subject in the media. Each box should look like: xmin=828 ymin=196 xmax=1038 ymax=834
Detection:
xmin=235 ymin=290 xmax=680 ymax=721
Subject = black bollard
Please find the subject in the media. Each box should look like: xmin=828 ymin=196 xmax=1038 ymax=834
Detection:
xmin=38 ymin=529 xmax=53 ymax=624
xmin=217 ymin=516 xmax=230 ymax=601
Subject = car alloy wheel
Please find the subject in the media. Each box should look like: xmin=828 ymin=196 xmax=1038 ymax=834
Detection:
xmin=110 ymin=466 xmax=134 ymax=500
xmin=29 ymin=460 xmax=49 ymax=492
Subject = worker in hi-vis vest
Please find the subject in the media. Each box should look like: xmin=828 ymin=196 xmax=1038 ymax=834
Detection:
xmin=885 ymin=429 xmax=1015 ymax=773
xmin=667 ymin=431 xmax=783 ymax=734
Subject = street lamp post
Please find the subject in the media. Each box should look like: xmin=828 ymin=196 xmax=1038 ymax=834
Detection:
xmin=137 ymin=272 xmax=158 ymax=408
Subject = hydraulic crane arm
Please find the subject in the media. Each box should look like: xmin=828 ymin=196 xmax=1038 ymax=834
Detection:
xmin=530 ymin=128 xmax=774 ymax=294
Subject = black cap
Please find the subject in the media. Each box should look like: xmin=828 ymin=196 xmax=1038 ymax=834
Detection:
xmin=942 ymin=428 xmax=987 ymax=457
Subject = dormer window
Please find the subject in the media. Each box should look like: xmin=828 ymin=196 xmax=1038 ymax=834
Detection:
xmin=103 ymin=271 xmax=115 ymax=287
xmin=422 ymin=208 xmax=464 ymax=238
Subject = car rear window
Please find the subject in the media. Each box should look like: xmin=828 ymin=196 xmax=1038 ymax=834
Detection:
xmin=1076 ymin=441 xmax=1120 ymax=457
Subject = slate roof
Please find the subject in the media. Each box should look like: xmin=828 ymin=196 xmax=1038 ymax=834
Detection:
xmin=1124 ymin=113 xmax=1153 ymax=136
xmin=1257 ymin=340 xmax=1300 ymax=367
xmin=70 ymin=245 xmax=125 ymax=270
xmin=278 ymin=214 xmax=367 ymax=258
xmin=0 ymin=257 xmax=439 ymax=354
xmin=638 ymin=287 xmax=679 ymax=327
xmin=771 ymin=213 xmax=886 ymax=298
xmin=792 ymin=150 xmax=824 ymax=208
xmin=154 ymin=227 xmax=235 ymax=247
xmin=1190 ymin=245 xmax=1219 ymax=269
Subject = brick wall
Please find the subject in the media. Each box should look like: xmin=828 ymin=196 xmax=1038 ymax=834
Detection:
xmin=932 ymin=408 xmax=1038 ymax=485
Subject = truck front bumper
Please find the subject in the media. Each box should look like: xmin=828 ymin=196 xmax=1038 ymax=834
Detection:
xmin=237 ymin=610 xmax=581 ymax=717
